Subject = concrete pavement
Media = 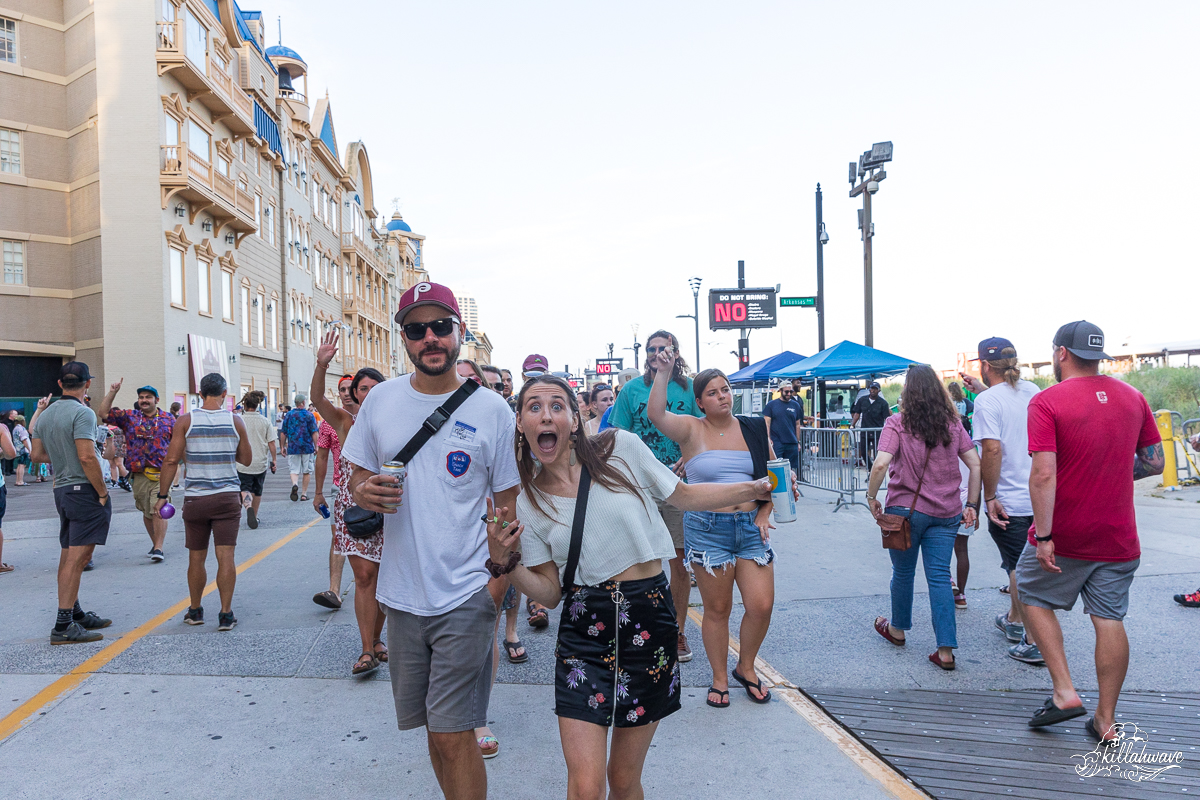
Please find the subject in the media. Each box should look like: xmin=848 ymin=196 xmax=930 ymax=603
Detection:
xmin=3 ymin=469 xmax=1198 ymax=799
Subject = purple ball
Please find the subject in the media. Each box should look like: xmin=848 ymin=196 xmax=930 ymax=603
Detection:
xmin=159 ymin=502 xmax=176 ymax=519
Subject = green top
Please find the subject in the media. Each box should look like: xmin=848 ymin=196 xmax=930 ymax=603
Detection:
xmin=609 ymin=375 xmax=703 ymax=467
xmin=31 ymin=397 xmax=97 ymax=488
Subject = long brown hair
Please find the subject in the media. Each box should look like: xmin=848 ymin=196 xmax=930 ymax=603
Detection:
xmin=642 ymin=330 xmax=690 ymax=390
xmin=986 ymin=347 xmax=1021 ymax=388
xmin=900 ymin=364 xmax=959 ymax=448
xmin=515 ymin=375 xmax=648 ymax=522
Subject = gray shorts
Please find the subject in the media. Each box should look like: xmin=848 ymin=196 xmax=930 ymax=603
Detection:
xmin=386 ymin=585 xmax=497 ymax=733
xmin=657 ymin=499 xmax=685 ymax=551
xmin=1015 ymin=544 xmax=1139 ymax=621
xmin=288 ymin=452 xmax=315 ymax=475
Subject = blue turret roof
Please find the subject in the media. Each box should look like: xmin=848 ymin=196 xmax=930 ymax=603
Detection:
xmin=265 ymin=45 xmax=305 ymax=64
xmin=386 ymin=213 xmax=411 ymax=232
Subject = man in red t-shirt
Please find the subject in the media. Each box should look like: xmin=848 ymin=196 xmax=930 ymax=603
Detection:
xmin=1020 ymin=321 xmax=1163 ymax=744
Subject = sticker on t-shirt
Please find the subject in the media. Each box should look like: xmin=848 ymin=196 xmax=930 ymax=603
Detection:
xmin=446 ymin=450 xmax=472 ymax=477
xmin=449 ymin=421 xmax=477 ymax=444
xmin=1097 ymin=392 xmax=1108 ymax=404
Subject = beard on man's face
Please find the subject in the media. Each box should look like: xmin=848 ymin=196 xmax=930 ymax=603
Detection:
xmin=410 ymin=339 xmax=461 ymax=376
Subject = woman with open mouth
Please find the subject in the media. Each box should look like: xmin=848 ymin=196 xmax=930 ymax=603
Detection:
xmin=485 ymin=375 xmax=775 ymax=799
xmin=647 ymin=349 xmax=778 ymax=709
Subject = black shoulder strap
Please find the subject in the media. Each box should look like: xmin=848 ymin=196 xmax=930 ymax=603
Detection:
xmin=392 ymin=380 xmax=479 ymax=464
xmin=561 ymin=464 xmax=592 ymax=594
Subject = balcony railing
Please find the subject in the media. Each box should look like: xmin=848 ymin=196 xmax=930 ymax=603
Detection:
xmin=161 ymin=143 xmax=255 ymax=230
xmin=161 ymin=144 xmax=183 ymax=174
xmin=156 ymin=18 xmax=253 ymax=134
xmin=158 ymin=20 xmax=178 ymax=51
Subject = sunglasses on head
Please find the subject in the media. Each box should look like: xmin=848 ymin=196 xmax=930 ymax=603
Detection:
xmin=402 ymin=318 xmax=455 ymax=341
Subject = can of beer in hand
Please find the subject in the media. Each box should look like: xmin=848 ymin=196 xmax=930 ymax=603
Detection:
xmin=380 ymin=460 xmax=406 ymax=509
xmin=767 ymin=458 xmax=797 ymax=523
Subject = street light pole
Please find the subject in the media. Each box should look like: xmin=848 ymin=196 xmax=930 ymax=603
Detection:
xmin=849 ymin=141 xmax=892 ymax=349
xmin=815 ymin=184 xmax=827 ymax=353
xmin=689 ymin=276 xmax=702 ymax=370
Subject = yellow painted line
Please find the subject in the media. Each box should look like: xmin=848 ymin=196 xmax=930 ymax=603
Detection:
xmin=687 ymin=608 xmax=928 ymax=800
xmin=0 ymin=518 xmax=321 ymax=742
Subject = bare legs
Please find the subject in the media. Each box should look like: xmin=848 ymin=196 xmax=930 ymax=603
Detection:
xmin=668 ymin=551 xmax=689 ymax=632
xmin=559 ymin=717 xmax=660 ymax=800
xmin=427 ymin=729 xmax=487 ymax=800
xmin=186 ymin=545 xmax=236 ymax=613
xmin=328 ymin=535 xmax=346 ymax=596
xmin=142 ymin=513 xmax=167 ymax=552
xmin=953 ymin=534 xmax=970 ymax=595
xmin=348 ymin=555 xmax=382 ymax=655
xmin=1021 ymin=604 xmax=1081 ymax=712
xmin=57 ymin=545 xmax=96 ymax=609
xmin=1091 ymin=617 xmax=1129 ymax=738
xmin=691 ymin=559 xmax=775 ymax=703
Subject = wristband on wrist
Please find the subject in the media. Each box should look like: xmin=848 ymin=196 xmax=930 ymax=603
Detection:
xmin=1034 ymin=533 xmax=1052 ymax=542
xmin=985 ymin=496 xmax=996 ymax=503
xmin=485 ymin=551 xmax=522 ymax=578
xmin=158 ymin=492 xmax=170 ymax=499
xmin=965 ymin=501 xmax=980 ymax=510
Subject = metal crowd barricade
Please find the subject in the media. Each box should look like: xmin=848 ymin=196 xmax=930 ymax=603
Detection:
xmin=797 ymin=426 xmax=886 ymax=511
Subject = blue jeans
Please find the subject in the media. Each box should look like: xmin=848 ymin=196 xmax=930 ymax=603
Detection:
xmin=773 ymin=442 xmax=800 ymax=478
xmin=886 ymin=507 xmax=961 ymax=649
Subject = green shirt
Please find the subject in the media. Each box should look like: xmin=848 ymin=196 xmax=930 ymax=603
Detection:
xmin=610 ymin=375 xmax=703 ymax=467
xmin=31 ymin=397 xmax=97 ymax=488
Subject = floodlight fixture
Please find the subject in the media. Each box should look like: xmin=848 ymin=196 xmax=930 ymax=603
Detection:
xmin=865 ymin=141 xmax=893 ymax=167
xmin=848 ymin=161 xmax=857 ymax=185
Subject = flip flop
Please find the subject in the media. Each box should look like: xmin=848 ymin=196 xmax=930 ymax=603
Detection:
xmin=928 ymin=651 xmax=956 ymax=671
xmin=731 ymin=668 xmax=771 ymax=704
xmin=706 ymin=687 xmax=730 ymax=708
xmin=478 ymin=735 xmax=499 ymax=759
xmin=1085 ymin=717 xmax=1117 ymax=746
xmin=1028 ymin=696 xmax=1087 ymax=727
xmin=526 ymin=599 xmax=549 ymax=629
xmin=874 ymin=616 xmax=905 ymax=646
xmin=312 ymin=590 xmax=342 ymax=609
xmin=0 ymin=563 xmax=14 ymax=574
xmin=503 ymin=639 xmax=528 ymax=664
xmin=351 ymin=652 xmax=379 ymax=676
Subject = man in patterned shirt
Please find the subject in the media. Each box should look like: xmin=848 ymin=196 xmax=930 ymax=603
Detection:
xmin=280 ymin=394 xmax=319 ymax=501
xmin=98 ymin=379 xmax=174 ymax=562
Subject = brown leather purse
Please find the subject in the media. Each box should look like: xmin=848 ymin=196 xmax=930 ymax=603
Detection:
xmin=875 ymin=446 xmax=931 ymax=551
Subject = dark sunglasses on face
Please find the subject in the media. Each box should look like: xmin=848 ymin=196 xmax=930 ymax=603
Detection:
xmin=490 ymin=381 xmax=503 ymax=391
xmin=403 ymin=318 xmax=455 ymax=341
xmin=646 ymin=345 xmax=672 ymax=355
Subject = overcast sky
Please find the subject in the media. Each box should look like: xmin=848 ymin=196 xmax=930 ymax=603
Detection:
xmin=256 ymin=0 xmax=1199 ymax=375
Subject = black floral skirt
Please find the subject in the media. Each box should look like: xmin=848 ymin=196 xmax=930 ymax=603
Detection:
xmin=555 ymin=572 xmax=682 ymax=728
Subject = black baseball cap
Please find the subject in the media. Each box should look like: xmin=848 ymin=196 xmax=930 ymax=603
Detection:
xmin=976 ymin=337 xmax=1016 ymax=361
xmin=869 ymin=381 xmax=881 ymax=389
xmin=60 ymin=361 xmax=93 ymax=384
xmin=1053 ymin=320 xmax=1110 ymax=360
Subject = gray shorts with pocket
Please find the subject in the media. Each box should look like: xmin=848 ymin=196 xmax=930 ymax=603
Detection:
xmin=386 ymin=584 xmax=497 ymax=733
xmin=1015 ymin=543 xmax=1139 ymax=621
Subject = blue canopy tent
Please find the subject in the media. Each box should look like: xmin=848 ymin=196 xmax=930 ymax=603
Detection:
xmin=727 ymin=350 xmax=807 ymax=385
xmin=770 ymin=340 xmax=914 ymax=381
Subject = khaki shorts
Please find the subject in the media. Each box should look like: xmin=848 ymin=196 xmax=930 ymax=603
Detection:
xmin=133 ymin=472 xmax=165 ymax=519
xmin=657 ymin=499 xmax=685 ymax=551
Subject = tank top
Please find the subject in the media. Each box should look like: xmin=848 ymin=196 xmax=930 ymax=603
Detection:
xmin=184 ymin=407 xmax=241 ymax=496
xmin=683 ymin=450 xmax=754 ymax=484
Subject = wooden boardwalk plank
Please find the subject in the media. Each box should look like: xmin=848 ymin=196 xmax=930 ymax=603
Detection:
xmin=809 ymin=688 xmax=1200 ymax=800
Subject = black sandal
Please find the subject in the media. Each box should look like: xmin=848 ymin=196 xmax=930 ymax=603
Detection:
xmin=731 ymin=667 xmax=771 ymax=704
xmin=504 ymin=639 xmax=528 ymax=663
xmin=706 ymin=687 xmax=730 ymax=708
xmin=1028 ymin=696 xmax=1086 ymax=727
xmin=373 ymin=638 xmax=388 ymax=663
xmin=352 ymin=652 xmax=379 ymax=676
xmin=526 ymin=599 xmax=549 ymax=629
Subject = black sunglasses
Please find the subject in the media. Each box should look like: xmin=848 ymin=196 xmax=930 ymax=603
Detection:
xmin=490 ymin=381 xmax=503 ymax=391
xmin=403 ymin=318 xmax=455 ymax=341
xmin=646 ymin=345 xmax=671 ymax=355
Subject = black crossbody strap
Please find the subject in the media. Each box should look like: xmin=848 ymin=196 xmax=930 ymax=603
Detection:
xmin=561 ymin=464 xmax=592 ymax=594
xmin=393 ymin=380 xmax=479 ymax=464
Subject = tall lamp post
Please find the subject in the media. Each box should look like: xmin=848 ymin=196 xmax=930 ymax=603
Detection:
xmin=815 ymin=185 xmax=828 ymax=353
xmin=675 ymin=276 xmax=702 ymax=371
xmin=848 ymin=141 xmax=893 ymax=348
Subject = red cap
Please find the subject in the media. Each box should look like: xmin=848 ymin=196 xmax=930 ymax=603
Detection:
xmin=394 ymin=281 xmax=461 ymax=325
xmin=522 ymin=354 xmax=549 ymax=375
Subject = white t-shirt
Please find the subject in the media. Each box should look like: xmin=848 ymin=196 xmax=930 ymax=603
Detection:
xmin=971 ymin=379 xmax=1039 ymax=517
xmin=518 ymin=431 xmax=680 ymax=587
xmin=342 ymin=375 xmax=520 ymax=616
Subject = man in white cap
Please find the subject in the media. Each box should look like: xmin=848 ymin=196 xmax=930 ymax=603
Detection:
xmin=345 ymin=281 xmax=519 ymax=798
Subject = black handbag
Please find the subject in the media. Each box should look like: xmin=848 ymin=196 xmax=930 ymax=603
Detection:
xmin=344 ymin=380 xmax=479 ymax=539
xmin=560 ymin=464 xmax=592 ymax=595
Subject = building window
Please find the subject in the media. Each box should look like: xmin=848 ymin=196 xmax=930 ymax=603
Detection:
xmin=266 ymin=203 xmax=275 ymax=245
xmin=286 ymin=217 xmax=294 ymax=262
xmin=0 ymin=17 xmax=15 ymax=64
xmin=169 ymin=247 xmax=185 ymax=307
xmin=221 ymin=269 xmax=234 ymax=321
xmin=0 ymin=129 xmax=20 ymax=175
xmin=184 ymin=9 xmax=206 ymax=69
xmin=331 ymin=261 xmax=338 ymax=295
xmin=241 ymin=284 xmax=250 ymax=344
xmin=3 ymin=240 xmax=25 ymax=285
xmin=270 ymin=295 xmax=278 ymax=351
xmin=188 ymin=120 xmax=210 ymax=163
xmin=255 ymin=194 xmax=262 ymax=239
xmin=289 ymin=295 xmax=296 ymax=340
xmin=197 ymin=258 xmax=211 ymax=315
xmin=256 ymin=289 xmax=265 ymax=347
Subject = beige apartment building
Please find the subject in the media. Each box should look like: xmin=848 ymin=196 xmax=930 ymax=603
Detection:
xmin=0 ymin=0 xmax=444 ymax=415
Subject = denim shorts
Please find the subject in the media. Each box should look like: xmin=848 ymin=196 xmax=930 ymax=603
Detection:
xmin=682 ymin=510 xmax=775 ymax=574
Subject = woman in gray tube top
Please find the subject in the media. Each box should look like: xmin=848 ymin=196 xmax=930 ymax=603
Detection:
xmin=647 ymin=347 xmax=778 ymax=709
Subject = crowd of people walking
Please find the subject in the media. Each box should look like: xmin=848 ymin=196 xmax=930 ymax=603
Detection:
xmin=5 ymin=292 xmax=1189 ymax=797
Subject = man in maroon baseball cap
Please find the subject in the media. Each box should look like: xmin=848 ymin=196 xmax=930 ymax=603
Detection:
xmin=394 ymin=282 xmax=463 ymax=377
xmin=521 ymin=354 xmax=549 ymax=378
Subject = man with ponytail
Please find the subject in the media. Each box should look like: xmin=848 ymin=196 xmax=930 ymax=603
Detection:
xmin=963 ymin=337 xmax=1044 ymax=663
xmin=609 ymin=329 xmax=704 ymax=662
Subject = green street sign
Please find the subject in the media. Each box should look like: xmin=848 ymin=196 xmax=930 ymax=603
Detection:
xmin=780 ymin=296 xmax=817 ymax=308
